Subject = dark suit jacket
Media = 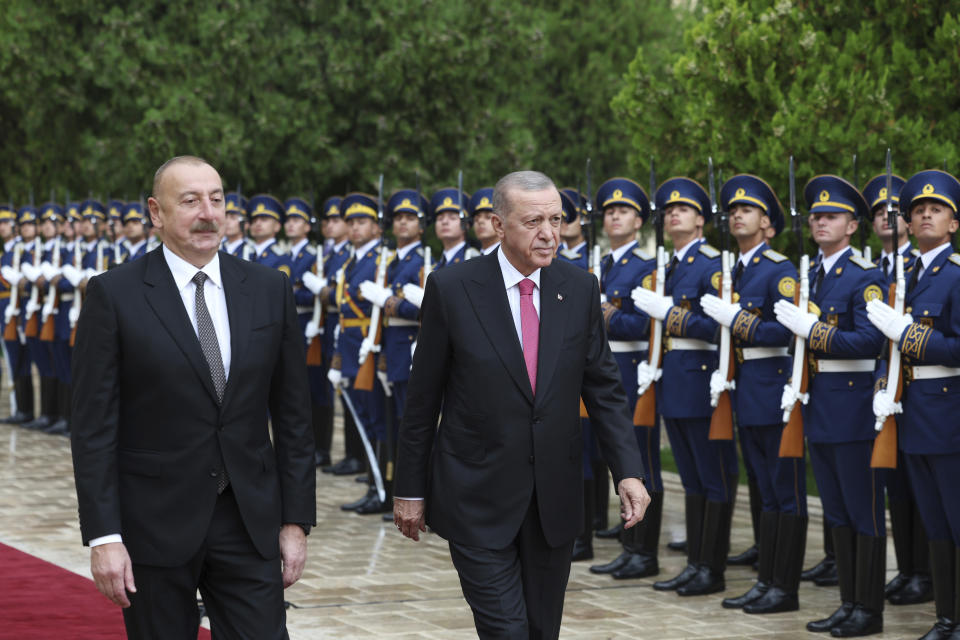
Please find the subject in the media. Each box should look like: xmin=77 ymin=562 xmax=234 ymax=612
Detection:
xmin=395 ymin=250 xmax=645 ymax=549
xmin=71 ymin=248 xmax=315 ymax=567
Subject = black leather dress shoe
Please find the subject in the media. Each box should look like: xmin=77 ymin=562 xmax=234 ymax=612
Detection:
xmin=590 ymin=550 xmax=632 ymax=574
xmin=356 ymin=495 xmax=392 ymax=515
xmin=653 ymin=563 xmax=698 ymax=591
xmin=917 ymin=617 xmax=956 ymax=640
xmin=612 ymin=553 xmax=658 ymax=579
xmin=667 ymin=539 xmax=687 ymax=552
xmin=676 ymin=566 xmax=725 ymax=596
xmin=382 ymin=512 xmax=394 ymax=522
xmin=887 ymin=573 xmax=933 ymax=605
xmin=595 ymin=522 xmax=623 ymax=539
xmin=727 ymin=544 xmax=759 ymax=566
xmin=802 ymin=556 xmax=836 ymax=582
xmin=340 ymin=487 xmax=374 ymax=511
xmin=22 ymin=415 xmax=51 ymax=431
xmin=722 ymin=581 xmax=769 ymax=609
xmin=743 ymin=586 xmax=799 ymax=614
xmin=314 ymin=450 xmax=331 ymax=467
xmin=814 ymin=562 xmax=840 ymax=586
xmin=829 ymin=604 xmax=882 ymax=637
xmin=883 ymin=572 xmax=909 ymax=597
xmin=331 ymin=457 xmax=364 ymax=475
xmin=807 ymin=602 xmax=854 ymax=633
xmin=43 ymin=418 xmax=69 ymax=435
xmin=2 ymin=412 xmax=33 ymax=424
xmin=571 ymin=537 xmax=594 ymax=562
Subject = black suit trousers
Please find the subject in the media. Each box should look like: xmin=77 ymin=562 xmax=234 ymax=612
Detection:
xmin=448 ymin=495 xmax=575 ymax=640
xmin=122 ymin=487 xmax=288 ymax=640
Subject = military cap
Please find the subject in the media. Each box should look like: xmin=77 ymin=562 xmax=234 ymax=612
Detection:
xmin=341 ymin=192 xmax=379 ymax=222
xmin=559 ymin=190 xmax=581 ymax=225
xmin=559 ymin=188 xmax=587 ymax=223
xmin=107 ymin=199 xmax=125 ymax=222
xmin=0 ymin=203 xmax=16 ymax=222
xmin=721 ymin=174 xmax=784 ymax=235
xmin=899 ymin=169 xmax=960 ymax=221
xmin=468 ymin=188 xmax=494 ymax=217
xmin=596 ymin=178 xmax=651 ymax=221
xmin=225 ymin=192 xmax=247 ymax=216
xmin=284 ymin=197 xmax=314 ymax=224
xmin=804 ymin=175 xmax=869 ymax=220
xmin=17 ymin=205 xmax=38 ymax=225
xmin=80 ymin=199 xmax=106 ymax=221
xmin=430 ymin=188 xmax=468 ymax=222
xmin=65 ymin=202 xmax=82 ymax=222
xmin=39 ymin=202 xmax=64 ymax=222
xmin=655 ymin=177 xmax=711 ymax=224
xmin=122 ymin=202 xmax=147 ymax=224
xmin=246 ymin=194 xmax=284 ymax=223
xmin=321 ymin=196 xmax=342 ymax=219
xmin=861 ymin=174 xmax=906 ymax=217
xmin=386 ymin=189 xmax=428 ymax=225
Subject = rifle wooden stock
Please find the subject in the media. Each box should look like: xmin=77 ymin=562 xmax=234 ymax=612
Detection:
xmin=69 ymin=325 xmax=77 ymax=347
xmin=709 ymin=340 xmax=736 ymax=441
xmin=353 ymin=323 xmax=382 ymax=392
xmin=306 ymin=335 xmax=323 ymax=366
xmin=579 ymin=397 xmax=588 ymax=418
xmin=24 ymin=311 xmax=39 ymax=338
xmin=633 ymin=264 xmax=662 ymax=428
xmin=633 ymin=386 xmax=656 ymax=427
xmin=3 ymin=315 xmax=17 ymax=341
xmin=40 ymin=302 xmax=56 ymax=341
xmin=871 ymin=281 xmax=903 ymax=469
xmin=778 ymin=287 xmax=809 ymax=458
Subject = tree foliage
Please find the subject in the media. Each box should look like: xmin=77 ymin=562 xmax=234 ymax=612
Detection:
xmin=0 ymin=0 xmax=680 ymax=204
xmin=613 ymin=0 xmax=960 ymax=255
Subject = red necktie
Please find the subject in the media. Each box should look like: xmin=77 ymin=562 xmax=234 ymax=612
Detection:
xmin=519 ymin=278 xmax=539 ymax=395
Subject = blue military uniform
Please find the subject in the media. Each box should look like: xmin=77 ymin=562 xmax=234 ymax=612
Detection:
xmin=0 ymin=205 xmax=33 ymax=423
xmin=222 ymin=192 xmax=255 ymax=260
xmin=119 ymin=202 xmax=148 ymax=262
xmin=714 ymin=174 xmax=806 ymax=613
xmin=246 ymin=195 xmax=292 ymax=276
xmin=798 ymin=175 xmax=886 ymax=635
xmin=430 ymin=188 xmax=478 ymax=267
xmin=557 ymin=189 xmax=589 ymax=270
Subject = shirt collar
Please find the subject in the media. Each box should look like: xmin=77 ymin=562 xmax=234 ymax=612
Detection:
xmin=162 ymin=244 xmax=223 ymax=292
xmin=353 ymin=238 xmax=380 ymax=258
xmin=673 ymin=237 xmax=701 ymax=262
xmin=497 ymin=246 xmax=541 ymax=292
xmin=289 ymin=238 xmax=309 ymax=256
xmin=818 ymin=246 xmax=850 ymax=274
xmin=880 ymin=240 xmax=913 ymax=263
xmin=224 ymin=237 xmax=244 ymax=252
xmin=253 ymin=238 xmax=275 ymax=255
xmin=333 ymin=239 xmax=350 ymax=253
xmin=4 ymin=238 xmax=16 ymax=252
xmin=611 ymin=240 xmax=638 ymax=263
xmin=737 ymin=241 xmax=765 ymax=267
xmin=443 ymin=241 xmax=466 ymax=263
xmin=127 ymin=239 xmax=146 ymax=255
xmin=481 ymin=241 xmax=501 ymax=256
xmin=566 ymin=240 xmax=587 ymax=254
xmin=917 ymin=241 xmax=953 ymax=273
xmin=395 ymin=241 xmax=421 ymax=262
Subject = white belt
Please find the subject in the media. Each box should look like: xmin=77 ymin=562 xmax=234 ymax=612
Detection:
xmin=815 ymin=359 xmax=875 ymax=373
xmin=609 ymin=340 xmax=649 ymax=353
xmin=668 ymin=338 xmax=717 ymax=351
xmin=386 ymin=318 xmax=419 ymax=327
xmin=296 ymin=305 xmax=313 ymax=315
xmin=911 ymin=365 xmax=960 ymax=380
xmin=741 ymin=346 xmax=789 ymax=360
xmin=59 ymin=293 xmax=74 ymax=302
xmin=326 ymin=306 xmax=339 ymax=314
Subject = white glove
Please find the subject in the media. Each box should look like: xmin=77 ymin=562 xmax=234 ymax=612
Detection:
xmin=632 ymin=287 xmax=674 ymax=321
xmin=866 ymin=299 xmax=913 ymax=342
xmin=3 ymin=304 xmax=16 ymax=324
xmin=302 ymin=271 xmax=326 ymax=295
xmin=780 ymin=384 xmax=809 ymax=412
xmin=636 ymin=361 xmax=662 ymax=396
xmin=40 ymin=262 xmax=60 ymax=282
xmin=20 ymin=263 xmax=40 ymax=283
xmin=25 ymin=298 xmax=41 ymax=315
xmin=600 ymin=293 xmax=608 ymax=304
xmin=402 ymin=283 xmax=424 ymax=308
xmin=709 ymin=370 xmax=736 ymax=407
xmin=358 ymin=338 xmax=375 ymax=366
xmin=1 ymin=266 xmax=21 ymax=287
xmin=701 ymin=294 xmax=742 ymax=328
xmin=84 ymin=267 xmax=99 ymax=280
xmin=327 ymin=368 xmax=344 ymax=388
xmin=774 ymin=299 xmax=819 ymax=339
xmin=377 ymin=370 xmax=392 ymax=397
xmin=304 ymin=321 xmax=321 ymax=340
xmin=872 ymin=389 xmax=902 ymax=429
xmin=68 ymin=302 xmax=80 ymax=326
xmin=61 ymin=264 xmax=83 ymax=287
xmin=359 ymin=280 xmax=391 ymax=308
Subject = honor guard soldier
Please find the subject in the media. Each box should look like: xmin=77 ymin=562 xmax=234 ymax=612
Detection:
xmin=106 ymin=199 xmax=125 ymax=265
xmin=358 ymin=188 xmax=427 ymax=516
xmin=0 ymin=204 xmax=34 ymax=424
xmin=633 ymin=176 xmax=739 ymax=597
xmin=246 ymin=194 xmax=292 ymax=276
xmin=77 ymin=199 xmax=113 ymax=276
xmin=701 ymin=175 xmax=807 ymax=613
xmin=556 ymin=188 xmax=589 ymax=270
xmin=12 ymin=205 xmax=44 ymax=429
xmin=222 ymin=191 xmax=254 ymax=260
xmin=866 ymin=170 xmax=960 ymax=640
xmin=862 ymin=173 xmax=932 ymax=607
xmin=586 ymin=178 xmax=661 ymax=579
xmin=774 ymin=175 xmax=886 ymax=637
xmin=430 ymin=187 xmax=478 ymax=268
xmin=0 ymin=203 xmax=16 ymax=399
xmin=469 ymin=188 xmax=500 ymax=255
xmin=120 ymin=202 xmax=148 ymax=262
xmin=328 ymin=193 xmax=388 ymax=513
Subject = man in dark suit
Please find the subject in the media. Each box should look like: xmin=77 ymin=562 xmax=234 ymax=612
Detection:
xmin=70 ymin=156 xmax=315 ymax=639
xmin=394 ymin=170 xmax=650 ymax=640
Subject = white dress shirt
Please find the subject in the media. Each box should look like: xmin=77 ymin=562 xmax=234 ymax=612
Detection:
xmin=915 ymin=241 xmax=953 ymax=283
xmin=497 ymin=246 xmax=541 ymax=349
xmin=442 ymin=241 xmax=466 ymax=264
xmin=482 ymin=241 xmax=501 ymax=256
xmin=89 ymin=246 xmax=234 ymax=548
xmin=737 ymin=241 xmax=764 ymax=269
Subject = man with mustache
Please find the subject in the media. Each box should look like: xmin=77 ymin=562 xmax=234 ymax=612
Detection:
xmin=395 ymin=170 xmax=649 ymax=639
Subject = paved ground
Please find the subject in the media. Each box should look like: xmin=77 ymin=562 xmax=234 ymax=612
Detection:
xmin=0 ymin=404 xmax=936 ymax=639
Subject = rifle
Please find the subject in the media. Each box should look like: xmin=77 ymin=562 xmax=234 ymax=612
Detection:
xmin=39 ymin=235 xmax=61 ymax=341
xmin=23 ymin=225 xmax=42 ymax=339
xmin=68 ymin=234 xmax=82 ymax=346
xmin=634 ymin=158 xmax=663 ymax=427
xmin=354 ymin=175 xmax=388 ymax=391
xmin=854 ymin=153 xmax=871 ymax=262
xmin=871 ymin=148 xmax=902 ymax=469
xmin=305 ymin=245 xmax=324 ymax=366
xmin=3 ymin=243 xmax=23 ymax=342
xmin=708 ymin=158 xmax=735 ymax=440
xmin=779 ymin=156 xmax=809 ymax=458
xmin=583 ymin=159 xmax=595 ymax=253
xmin=417 ymin=173 xmax=432 ymax=285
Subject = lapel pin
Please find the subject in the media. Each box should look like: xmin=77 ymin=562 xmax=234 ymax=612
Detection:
xmin=557 ymin=293 xmax=564 ymax=301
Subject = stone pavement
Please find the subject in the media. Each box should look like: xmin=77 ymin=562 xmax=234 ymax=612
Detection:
xmin=0 ymin=409 xmax=935 ymax=639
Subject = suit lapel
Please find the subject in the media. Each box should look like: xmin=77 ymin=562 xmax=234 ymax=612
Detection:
xmin=463 ymin=253 xmax=534 ymax=405
xmin=220 ymin=254 xmax=250 ymax=408
xmin=534 ymin=264 xmax=567 ymax=403
xmin=142 ymin=249 xmax=220 ymax=405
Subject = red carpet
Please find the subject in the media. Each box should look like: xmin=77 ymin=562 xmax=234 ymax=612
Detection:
xmin=0 ymin=542 xmax=211 ymax=639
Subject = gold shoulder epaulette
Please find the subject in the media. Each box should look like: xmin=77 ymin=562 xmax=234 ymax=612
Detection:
xmin=632 ymin=247 xmax=653 ymax=261
xmin=415 ymin=247 xmax=424 ymax=257
xmin=762 ymin=249 xmax=788 ymax=263
xmin=948 ymin=253 xmax=960 ymax=267
xmin=848 ymin=254 xmax=876 ymax=270
xmin=698 ymin=244 xmax=720 ymax=258
xmin=560 ymin=248 xmax=581 ymax=260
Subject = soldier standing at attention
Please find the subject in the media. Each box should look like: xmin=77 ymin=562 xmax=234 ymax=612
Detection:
xmin=221 ymin=191 xmax=254 ymax=260
xmin=774 ymin=175 xmax=886 ymax=637
xmin=430 ymin=187 xmax=478 ymax=268
xmin=246 ymin=194 xmax=291 ymax=276
xmin=469 ymin=187 xmax=500 ymax=256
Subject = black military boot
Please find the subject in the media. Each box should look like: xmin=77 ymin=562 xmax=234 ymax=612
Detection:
xmin=884 ymin=498 xmax=913 ymax=597
xmin=2 ymin=375 xmax=34 ymax=423
xmin=45 ymin=381 xmax=70 ymax=435
xmin=804 ymin=519 xmax=838 ymax=584
xmin=830 ymin=534 xmax=884 ymax=637
xmin=613 ymin=491 xmax=661 ymax=579
xmin=677 ymin=500 xmax=727 ymax=596
xmin=589 ymin=521 xmax=631 ymax=574
xmin=916 ymin=541 xmax=956 ymax=640
xmin=23 ymin=377 xmax=55 ymax=430
xmin=728 ymin=477 xmax=762 ymax=567
xmin=572 ymin=478 xmax=595 ymax=562
xmin=654 ymin=494 xmax=704 ymax=591
xmin=593 ymin=461 xmax=610 ymax=532
xmin=357 ymin=442 xmax=392 ymax=515
xmin=890 ymin=500 xmax=934 ymax=605
xmin=807 ymin=526 xmax=856 ymax=632
xmin=745 ymin=513 xmax=808 ymax=614
xmin=312 ymin=402 xmax=332 ymax=467
xmin=724 ymin=510 xmax=778 ymax=608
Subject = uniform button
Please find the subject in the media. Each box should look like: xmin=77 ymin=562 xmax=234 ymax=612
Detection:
xmin=701 ymin=364 xmax=707 ymax=371
xmin=944 ymin=387 xmax=949 ymax=393
xmin=777 ymin=369 xmax=783 ymax=375
xmin=528 ymin=455 xmax=535 ymax=464
xmin=209 ymin=468 xmax=219 ymax=477
xmin=848 ymin=380 xmax=853 ymax=387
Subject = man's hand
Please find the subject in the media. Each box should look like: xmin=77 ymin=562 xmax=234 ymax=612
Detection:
xmin=394 ymin=498 xmax=426 ymax=542
xmin=279 ymin=524 xmax=307 ymax=588
xmin=618 ymin=478 xmax=650 ymax=529
xmin=91 ymin=542 xmax=136 ymax=608
xmin=872 ymin=389 xmax=903 ymax=428
xmin=631 ymin=287 xmax=673 ymax=321
xmin=701 ymin=293 xmax=741 ymax=328
xmin=635 ymin=361 xmax=662 ymax=397
xmin=359 ymin=280 xmax=391 ymax=308
xmin=773 ymin=299 xmax=818 ymax=338
xmin=866 ymin=299 xmax=913 ymax=342
xmin=401 ymin=283 xmax=424 ymax=308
